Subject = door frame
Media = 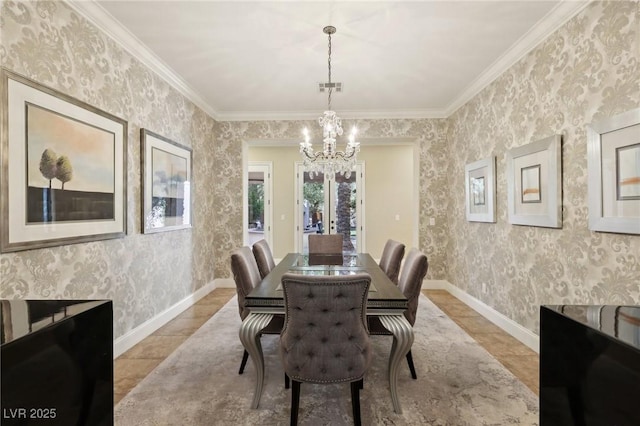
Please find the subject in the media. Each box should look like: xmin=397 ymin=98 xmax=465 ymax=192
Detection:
xmin=294 ymin=161 xmax=365 ymax=253
xmin=245 ymin=161 xmax=273 ymax=248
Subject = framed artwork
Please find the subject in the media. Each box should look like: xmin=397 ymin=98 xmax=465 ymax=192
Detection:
xmin=587 ymin=108 xmax=640 ymax=234
xmin=1 ymin=69 xmax=127 ymax=253
xmin=506 ymin=134 xmax=562 ymax=228
xmin=141 ymin=129 xmax=192 ymax=234
xmin=464 ymin=156 xmax=496 ymax=222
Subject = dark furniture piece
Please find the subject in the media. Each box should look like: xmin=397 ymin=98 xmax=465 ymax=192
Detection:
xmin=239 ymin=253 xmax=413 ymax=414
xmin=540 ymin=305 xmax=640 ymax=426
xmin=1 ymin=299 xmax=113 ymax=426
xmin=280 ymin=272 xmax=372 ymax=425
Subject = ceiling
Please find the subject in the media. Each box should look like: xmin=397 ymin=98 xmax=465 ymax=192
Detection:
xmin=72 ymin=1 xmax=589 ymax=121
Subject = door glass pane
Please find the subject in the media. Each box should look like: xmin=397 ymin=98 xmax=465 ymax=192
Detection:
xmin=248 ymin=171 xmax=264 ymax=246
xmin=333 ymin=172 xmax=357 ymax=254
xmin=302 ymin=171 xmax=325 ymax=253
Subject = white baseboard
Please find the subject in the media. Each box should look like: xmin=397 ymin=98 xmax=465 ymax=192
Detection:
xmin=423 ymin=279 xmax=540 ymax=353
xmin=215 ymin=278 xmax=235 ymax=288
xmin=113 ymin=280 xmax=217 ymax=357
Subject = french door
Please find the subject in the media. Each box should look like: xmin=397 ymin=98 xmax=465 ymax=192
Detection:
xmin=295 ymin=162 xmax=364 ymax=254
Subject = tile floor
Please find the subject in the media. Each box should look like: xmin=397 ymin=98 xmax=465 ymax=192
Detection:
xmin=114 ymin=288 xmax=539 ymax=405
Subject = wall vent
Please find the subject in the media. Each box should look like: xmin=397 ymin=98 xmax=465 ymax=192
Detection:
xmin=318 ymin=82 xmax=342 ymax=93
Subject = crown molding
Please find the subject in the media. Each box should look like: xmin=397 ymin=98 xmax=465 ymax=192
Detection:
xmin=444 ymin=0 xmax=592 ymax=117
xmin=217 ymin=108 xmax=447 ymax=122
xmin=67 ymin=0 xmax=221 ymax=121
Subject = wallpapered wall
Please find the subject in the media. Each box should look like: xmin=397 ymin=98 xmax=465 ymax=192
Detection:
xmin=1 ymin=0 xmax=638 ymax=341
xmin=0 ymin=1 xmax=217 ymax=339
xmin=446 ymin=0 xmax=640 ymax=334
xmin=212 ymin=119 xmax=450 ymax=279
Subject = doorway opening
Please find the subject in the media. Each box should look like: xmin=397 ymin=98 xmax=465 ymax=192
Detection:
xmin=295 ymin=162 xmax=364 ymax=254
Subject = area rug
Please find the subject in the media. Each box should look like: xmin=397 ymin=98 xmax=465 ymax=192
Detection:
xmin=115 ymin=295 xmax=538 ymax=425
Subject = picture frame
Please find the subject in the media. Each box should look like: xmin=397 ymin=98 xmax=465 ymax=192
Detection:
xmin=506 ymin=134 xmax=562 ymax=228
xmin=587 ymin=108 xmax=640 ymax=235
xmin=464 ymin=156 xmax=496 ymax=222
xmin=141 ymin=129 xmax=192 ymax=234
xmin=1 ymin=69 xmax=127 ymax=253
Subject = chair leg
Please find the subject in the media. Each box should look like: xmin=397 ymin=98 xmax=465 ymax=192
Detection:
xmin=238 ymin=349 xmax=249 ymax=375
xmin=285 ymin=373 xmax=290 ymax=389
xmin=350 ymin=380 xmax=362 ymax=426
xmin=291 ymin=380 xmax=301 ymax=426
xmin=406 ymin=350 xmax=417 ymax=379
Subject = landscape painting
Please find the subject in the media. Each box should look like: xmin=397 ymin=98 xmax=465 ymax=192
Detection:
xmin=617 ymin=143 xmax=640 ymax=200
xmin=141 ymin=129 xmax=192 ymax=233
xmin=464 ymin=156 xmax=496 ymax=223
xmin=26 ymin=104 xmax=116 ymax=223
xmin=521 ymin=164 xmax=541 ymax=203
xmin=471 ymin=176 xmax=485 ymax=206
xmin=151 ymin=146 xmax=188 ymax=221
xmin=1 ymin=69 xmax=126 ymax=253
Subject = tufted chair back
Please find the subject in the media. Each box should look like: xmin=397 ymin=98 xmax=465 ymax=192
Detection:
xmin=279 ymin=272 xmax=372 ymax=424
xmin=397 ymin=248 xmax=429 ymax=326
xmin=279 ymin=272 xmax=372 ymax=384
xmin=308 ymin=234 xmax=343 ymax=255
xmin=378 ymin=239 xmax=405 ymax=285
xmin=252 ymin=239 xmax=276 ymax=279
xmin=230 ymin=246 xmax=262 ymax=320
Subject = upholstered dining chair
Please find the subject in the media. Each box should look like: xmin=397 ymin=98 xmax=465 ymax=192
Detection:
xmin=252 ymin=239 xmax=276 ymax=279
xmin=378 ymin=239 xmax=405 ymax=285
xmin=368 ymin=248 xmax=428 ymax=379
xmin=279 ymin=272 xmax=372 ymax=426
xmin=308 ymin=234 xmax=343 ymax=255
xmin=230 ymin=246 xmax=284 ymax=375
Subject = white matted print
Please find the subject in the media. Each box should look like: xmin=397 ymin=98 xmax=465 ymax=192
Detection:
xmin=506 ymin=135 xmax=562 ymax=228
xmin=465 ymin=156 xmax=496 ymax=223
xmin=141 ymin=129 xmax=192 ymax=234
xmin=1 ymin=69 xmax=127 ymax=252
xmin=587 ymin=108 xmax=640 ymax=234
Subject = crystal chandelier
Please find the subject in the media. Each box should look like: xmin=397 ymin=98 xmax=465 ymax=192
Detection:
xmin=300 ymin=26 xmax=360 ymax=179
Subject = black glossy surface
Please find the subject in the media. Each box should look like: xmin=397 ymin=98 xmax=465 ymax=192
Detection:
xmin=1 ymin=300 xmax=113 ymax=425
xmin=540 ymin=305 xmax=640 ymax=426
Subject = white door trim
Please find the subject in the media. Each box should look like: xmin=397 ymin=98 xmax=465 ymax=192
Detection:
xmin=246 ymin=161 xmax=273 ymax=248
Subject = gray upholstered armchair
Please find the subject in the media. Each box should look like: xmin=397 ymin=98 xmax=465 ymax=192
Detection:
xmin=230 ymin=246 xmax=283 ymax=374
xmin=378 ymin=239 xmax=405 ymax=285
xmin=368 ymin=247 xmax=428 ymax=379
xmin=252 ymin=239 xmax=276 ymax=279
xmin=280 ymin=272 xmax=372 ymax=426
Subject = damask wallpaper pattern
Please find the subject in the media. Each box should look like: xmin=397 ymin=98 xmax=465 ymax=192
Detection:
xmin=0 ymin=0 xmax=217 ymax=339
xmin=446 ymin=0 xmax=640 ymax=333
xmin=0 ymin=0 xmax=638 ymax=341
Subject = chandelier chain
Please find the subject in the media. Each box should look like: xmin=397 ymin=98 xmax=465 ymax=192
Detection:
xmin=327 ymin=30 xmax=332 ymax=110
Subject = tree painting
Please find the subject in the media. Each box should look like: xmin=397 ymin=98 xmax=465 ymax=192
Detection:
xmin=56 ymin=155 xmax=73 ymax=190
xmin=38 ymin=149 xmax=73 ymax=189
xmin=26 ymin=104 xmax=117 ymax=224
xmin=39 ymin=149 xmax=57 ymax=189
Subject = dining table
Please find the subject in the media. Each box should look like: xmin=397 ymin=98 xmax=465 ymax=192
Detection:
xmin=239 ymin=252 xmax=414 ymax=414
